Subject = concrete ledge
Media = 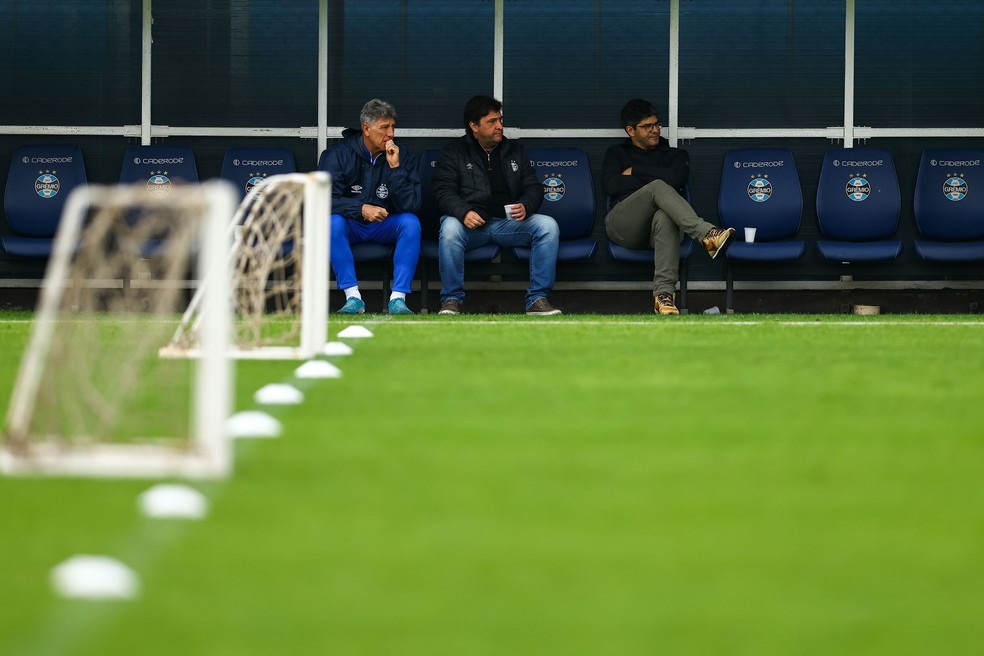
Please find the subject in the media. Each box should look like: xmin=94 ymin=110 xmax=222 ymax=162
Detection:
xmin=3 ymin=277 xmax=984 ymax=292
xmin=3 ymin=280 xmax=983 ymax=314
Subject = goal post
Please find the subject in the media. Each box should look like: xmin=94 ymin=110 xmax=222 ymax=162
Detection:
xmin=161 ymin=172 xmax=331 ymax=361
xmin=300 ymin=172 xmax=331 ymax=358
xmin=1 ymin=180 xmax=236 ymax=478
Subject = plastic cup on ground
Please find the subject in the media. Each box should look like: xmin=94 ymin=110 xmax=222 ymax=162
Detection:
xmin=744 ymin=227 xmax=757 ymax=242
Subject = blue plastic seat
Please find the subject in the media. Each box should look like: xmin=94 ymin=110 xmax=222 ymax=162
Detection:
xmin=816 ymin=148 xmax=902 ymax=263
xmin=416 ymin=148 xmax=500 ymax=310
xmin=2 ymin=144 xmax=88 ymax=258
xmin=719 ymin=147 xmax=806 ymax=312
xmin=221 ymin=147 xmax=297 ymax=201
xmin=607 ymin=185 xmax=696 ymax=313
xmin=511 ymin=147 xmax=597 ymax=262
xmin=114 ymin=145 xmax=201 ymax=260
xmin=120 ymin=145 xmax=199 ymax=192
xmin=913 ymin=149 xmax=984 ymax=262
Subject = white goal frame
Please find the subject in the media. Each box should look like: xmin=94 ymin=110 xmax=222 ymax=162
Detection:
xmin=161 ymin=172 xmax=331 ymax=361
xmin=1 ymin=181 xmax=237 ymax=478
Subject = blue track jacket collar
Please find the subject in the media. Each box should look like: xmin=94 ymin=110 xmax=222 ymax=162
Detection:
xmin=323 ymin=129 xmax=421 ymax=220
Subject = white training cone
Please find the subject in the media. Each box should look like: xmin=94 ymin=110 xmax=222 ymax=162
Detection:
xmin=337 ymin=325 xmax=374 ymax=339
xmin=294 ymin=360 xmax=342 ymax=379
xmin=323 ymin=341 xmax=354 ymax=356
xmin=225 ymin=410 xmax=282 ymax=439
xmin=254 ymin=383 xmax=304 ymax=405
xmin=51 ymin=555 xmax=139 ymax=600
xmin=139 ymin=484 xmax=208 ymax=520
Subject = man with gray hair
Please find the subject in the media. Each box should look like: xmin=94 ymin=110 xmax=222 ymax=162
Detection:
xmin=322 ymin=98 xmax=422 ymax=314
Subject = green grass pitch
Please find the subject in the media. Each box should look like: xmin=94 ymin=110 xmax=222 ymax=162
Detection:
xmin=1 ymin=312 xmax=983 ymax=655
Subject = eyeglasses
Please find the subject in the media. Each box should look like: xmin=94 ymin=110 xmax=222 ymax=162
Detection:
xmin=634 ymin=122 xmax=661 ymax=132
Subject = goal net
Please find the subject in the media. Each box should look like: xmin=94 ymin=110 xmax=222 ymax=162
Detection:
xmin=1 ymin=181 xmax=236 ymax=478
xmin=160 ymin=172 xmax=331 ymax=360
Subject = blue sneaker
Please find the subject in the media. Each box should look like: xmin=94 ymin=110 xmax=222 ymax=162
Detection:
xmin=387 ymin=298 xmax=413 ymax=315
xmin=337 ymin=297 xmax=365 ymax=314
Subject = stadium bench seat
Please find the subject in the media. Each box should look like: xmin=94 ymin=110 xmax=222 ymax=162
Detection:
xmin=221 ymin=147 xmax=297 ymax=201
xmin=511 ymin=147 xmax=598 ymax=262
xmin=120 ymin=145 xmax=199 ymax=191
xmin=815 ymin=147 xmax=902 ymax=265
xmin=719 ymin=147 xmax=806 ymax=312
xmin=913 ymin=148 xmax=984 ymax=262
xmin=116 ymin=145 xmax=201 ymax=262
xmin=2 ymin=144 xmax=88 ymax=258
xmin=606 ymin=185 xmax=696 ymax=313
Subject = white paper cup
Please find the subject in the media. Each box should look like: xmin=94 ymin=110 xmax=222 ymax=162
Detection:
xmin=744 ymin=227 xmax=757 ymax=242
xmin=504 ymin=204 xmax=516 ymax=219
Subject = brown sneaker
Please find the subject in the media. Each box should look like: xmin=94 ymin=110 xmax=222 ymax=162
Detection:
xmin=654 ymin=292 xmax=680 ymax=315
xmin=526 ymin=297 xmax=562 ymax=316
xmin=438 ymin=299 xmax=462 ymax=315
xmin=702 ymin=227 xmax=737 ymax=260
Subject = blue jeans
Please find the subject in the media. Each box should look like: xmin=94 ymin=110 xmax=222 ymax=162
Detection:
xmin=330 ymin=213 xmax=421 ymax=293
xmin=438 ymin=213 xmax=560 ymax=309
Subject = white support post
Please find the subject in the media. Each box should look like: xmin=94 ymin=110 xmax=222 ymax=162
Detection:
xmin=493 ymin=0 xmax=504 ymax=101
xmin=141 ymin=0 xmax=153 ymax=146
xmin=843 ymin=0 xmax=856 ymax=148
xmin=668 ymin=0 xmax=680 ymax=148
xmin=318 ymin=0 xmax=329 ymax=158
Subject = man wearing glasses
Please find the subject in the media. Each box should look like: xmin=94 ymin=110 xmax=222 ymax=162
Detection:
xmin=603 ymin=99 xmax=735 ymax=315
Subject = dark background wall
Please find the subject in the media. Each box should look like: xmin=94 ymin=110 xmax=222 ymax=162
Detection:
xmin=2 ymin=0 xmax=983 ymax=284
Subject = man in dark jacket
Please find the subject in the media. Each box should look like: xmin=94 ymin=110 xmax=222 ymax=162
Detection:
xmin=432 ymin=95 xmax=561 ymax=315
xmin=322 ymin=99 xmax=421 ymax=314
xmin=603 ymin=99 xmax=735 ymax=315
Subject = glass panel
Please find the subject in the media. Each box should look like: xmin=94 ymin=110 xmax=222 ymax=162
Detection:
xmin=505 ymin=0 xmax=669 ymax=129
xmin=153 ymin=0 xmax=318 ymax=127
xmin=856 ymin=1 xmax=984 ymax=128
xmin=329 ymin=0 xmax=493 ymax=128
xmin=0 ymin=1 xmax=139 ymax=125
xmin=679 ymin=1 xmax=844 ymax=128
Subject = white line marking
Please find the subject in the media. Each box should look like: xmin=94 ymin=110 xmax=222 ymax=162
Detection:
xmin=346 ymin=319 xmax=984 ymax=327
xmin=5 ymin=317 xmax=984 ymax=327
